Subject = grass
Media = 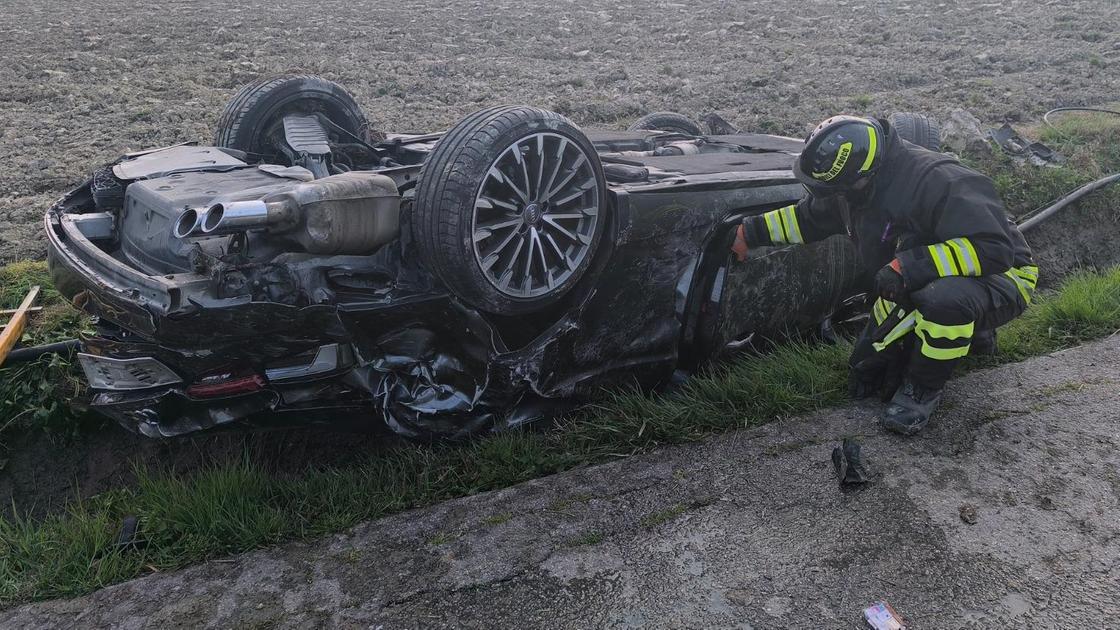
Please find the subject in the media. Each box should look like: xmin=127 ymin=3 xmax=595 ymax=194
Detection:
xmin=565 ymin=531 xmax=603 ymax=547
xmin=2 ymin=117 xmax=1120 ymax=605
xmin=0 ymin=261 xmax=91 ymax=346
xmin=547 ymin=493 xmax=593 ymax=514
xmin=989 ymin=267 xmax=1120 ymax=361
xmin=0 ymin=261 xmax=93 ymax=442
xmin=639 ymin=503 xmax=690 ymax=529
xmin=482 ymin=512 xmax=513 ymax=526
xmin=2 ymin=267 xmax=1119 ymax=604
xmin=0 ymin=333 xmax=852 ymax=603
xmin=427 ymin=531 xmax=456 ymax=546
xmin=968 ymin=108 xmax=1120 ymax=219
xmin=1035 ymin=109 xmax=1120 ymax=175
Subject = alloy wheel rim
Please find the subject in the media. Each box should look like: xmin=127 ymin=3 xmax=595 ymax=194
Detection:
xmin=471 ymin=132 xmax=600 ymax=298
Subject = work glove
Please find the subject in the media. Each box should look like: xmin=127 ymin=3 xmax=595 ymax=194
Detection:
xmin=878 ymin=346 xmax=908 ymax=402
xmin=849 ymin=350 xmax=909 ymax=402
xmin=731 ymin=224 xmax=750 ymax=262
xmin=847 ymin=368 xmax=881 ymax=400
xmin=874 ymin=259 xmax=906 ymax=302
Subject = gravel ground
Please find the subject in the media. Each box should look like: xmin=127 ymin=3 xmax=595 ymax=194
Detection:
xmin=6 ymin=336 xmax=1117 ymax=628
xmin=3 ymin=0 xmax=1120 ymax=261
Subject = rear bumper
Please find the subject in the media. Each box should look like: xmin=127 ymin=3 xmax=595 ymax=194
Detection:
xmin=45 ymin=193 xmax=208 ymax=337
xmin=46 ymin=191 xmax=348 ymax=348
xmin=89 ymin=385 xmax=282 ymax=438
xmin=76 ymin=331 xmax=366 ymax=437
xmin=86 ymin=380 xmax=381 ymax=438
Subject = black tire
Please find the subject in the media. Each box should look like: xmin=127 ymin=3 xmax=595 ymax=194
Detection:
xmin=212 ymin=75 xmax=369 ymax=156
xmin=627 ymin=111 xmax=703 ymax=135
xmin=888 ymin=112 xmax=941 ymax=152
xmin=412 ymin=106 xmax=608 ymax=315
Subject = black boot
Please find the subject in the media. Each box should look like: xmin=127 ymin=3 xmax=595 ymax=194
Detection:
xmin=880 ymin=378 xmax=943 ymax=435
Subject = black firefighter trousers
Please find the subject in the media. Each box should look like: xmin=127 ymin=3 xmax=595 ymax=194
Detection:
xmin=849 ymin=270 xmax=1034 ymax=393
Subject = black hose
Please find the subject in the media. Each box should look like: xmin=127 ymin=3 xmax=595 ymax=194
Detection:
xmin=1017 ymin=172 xmax=1120 ymax=233
xmin=1042 ymin=107 xmax=1120 ymax=129
xmin=3 ymin=339 xmax=80 ymax=365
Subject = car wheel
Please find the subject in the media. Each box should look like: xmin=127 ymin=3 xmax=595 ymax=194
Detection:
xmin=213 ymin=74 xmax=370 ymax=158
xmin=412 ymin=106 xmax=608 ymax=315
xmin=627 ymin=111 xmax=703 ymax=135
xmin=888 ymin=112 xmax=941 ymax=152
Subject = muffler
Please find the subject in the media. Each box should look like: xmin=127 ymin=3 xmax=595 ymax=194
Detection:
xmin=173 ymin=171 xmax=400 ymax=255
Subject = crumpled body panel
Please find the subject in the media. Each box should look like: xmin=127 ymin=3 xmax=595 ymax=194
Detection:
xmin=49 ymin=136 xmax=866 ymax=440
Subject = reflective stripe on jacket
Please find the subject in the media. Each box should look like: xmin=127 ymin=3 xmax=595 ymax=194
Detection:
xmin=740 ymin=121 xmax=1036 ymax=289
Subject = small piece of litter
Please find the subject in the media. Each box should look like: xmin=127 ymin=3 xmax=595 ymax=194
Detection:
xmin=831 ymin=438 xmax=872 ymax=485
xmin=863 ymin=601 xmax=907 ymax=630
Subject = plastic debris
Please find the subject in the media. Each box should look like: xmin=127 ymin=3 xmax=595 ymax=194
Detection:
xmin=863 ymin=601 xmax=907 ymax=630
xmin=831 ymin=438 xmax=872 ymax=485
xmin=989 ymin=123 xmax=1064 ymax=166
xmin=115 ymin=515 xmax=141 ymax=550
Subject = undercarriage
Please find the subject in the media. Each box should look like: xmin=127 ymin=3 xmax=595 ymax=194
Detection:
xmin=43 ymin=75 xmax=918 ymax=439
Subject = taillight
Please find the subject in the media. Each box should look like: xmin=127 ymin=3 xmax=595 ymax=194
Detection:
xmin=186 ymin=369 xmax=265 ymax=398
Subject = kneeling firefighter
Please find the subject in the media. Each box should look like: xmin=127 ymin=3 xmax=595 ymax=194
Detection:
xmin=732 ymin=115 xmax=1038 ymax=435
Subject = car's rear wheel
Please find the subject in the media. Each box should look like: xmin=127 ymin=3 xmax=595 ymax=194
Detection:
xmin=627 ymin=111 xmax=703 ymax=135
xmin=213 ymin=75 xmax=370 ymax=159
xmin=889 ymin=112 xmax=941 ymax=151
xmin=412 ymin=106 xmax=607 ymax=315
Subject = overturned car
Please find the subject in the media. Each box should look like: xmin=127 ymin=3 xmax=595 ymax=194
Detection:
xmin=46 ymin=75 xmax=940 ymax=439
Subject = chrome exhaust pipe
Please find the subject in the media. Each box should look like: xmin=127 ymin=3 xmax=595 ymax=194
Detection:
xmin=170 ymin=172 xmax=400 ymax=254
xmin=172 ymin=202 xmax=284 ymax=239
xmin=200 ymin=200 xmax=275 ymax=235
xmin=173 ymin=202 xmax=282 ymax=238
xmin=172 ymin=207 xmax=204 ymax=239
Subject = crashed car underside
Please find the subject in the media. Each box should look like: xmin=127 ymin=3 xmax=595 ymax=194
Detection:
xmin=45 ymin=75 xmax=920 ymax=440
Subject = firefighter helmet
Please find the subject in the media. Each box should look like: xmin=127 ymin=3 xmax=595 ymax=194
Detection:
xmin=793 ymin=116 xmax=885 ymax=191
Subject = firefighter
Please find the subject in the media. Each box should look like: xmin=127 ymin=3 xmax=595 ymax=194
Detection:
xmin=732 ymin=115 xmax=1038 ymax=435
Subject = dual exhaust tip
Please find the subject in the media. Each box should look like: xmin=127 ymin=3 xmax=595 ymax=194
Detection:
xmin=172 ymin=200 xmax=270 ymax=239
xmin=169 ymin=172 xmax=401 ymax=254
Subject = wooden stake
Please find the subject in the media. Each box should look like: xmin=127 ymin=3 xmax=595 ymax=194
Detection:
xmin=0 ymin=286 xmax=41 ymax=366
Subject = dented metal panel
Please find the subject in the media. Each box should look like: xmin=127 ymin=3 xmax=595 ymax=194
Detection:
xmin=45 ymin=124 xmax=868 ymax=440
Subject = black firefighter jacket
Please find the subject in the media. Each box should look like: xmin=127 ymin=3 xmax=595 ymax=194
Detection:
xmin=742 ymin=122 xmax=1036 ymax=294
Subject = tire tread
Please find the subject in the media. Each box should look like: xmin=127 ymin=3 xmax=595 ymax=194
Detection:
xmin=889 ymin=112 xmax=942 ymax=152
xmin=627 ymin=111 xmax=703 ymax=135
xmin=212 ymin=75 xmax=367 ymax=153
xmin=413 ymin=106 xmax=607 ymax=314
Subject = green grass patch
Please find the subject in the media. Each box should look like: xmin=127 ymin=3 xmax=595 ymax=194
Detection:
xmin=967 ymin=109 xmax=1120 ymax=219
xmin=547 ymin=492 xmax=594 ymax=514
xmin=0 ymin=338 xmax=849 ymax=604
xmin=0 ymin=261 xmax=91 ymax=346
xmin=1036 ymin=109 xmax=1120 ymax=176
xmin=1 ymin=261 xmax=93 ymax=442
xmin=989 ymin=267 xmax=1120 ymax=362
xmin=426 ymin=531 xmax=456 ymax=546
xmin=2 ymin=264 xmax=1120 ymax=605
xmin=482 ymin=512 xmax=513 ymax=526
xmin=639 ymin=503 xmax=689 ymax=529
xmin=565 ymin=531 xmax=603 ymax=547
